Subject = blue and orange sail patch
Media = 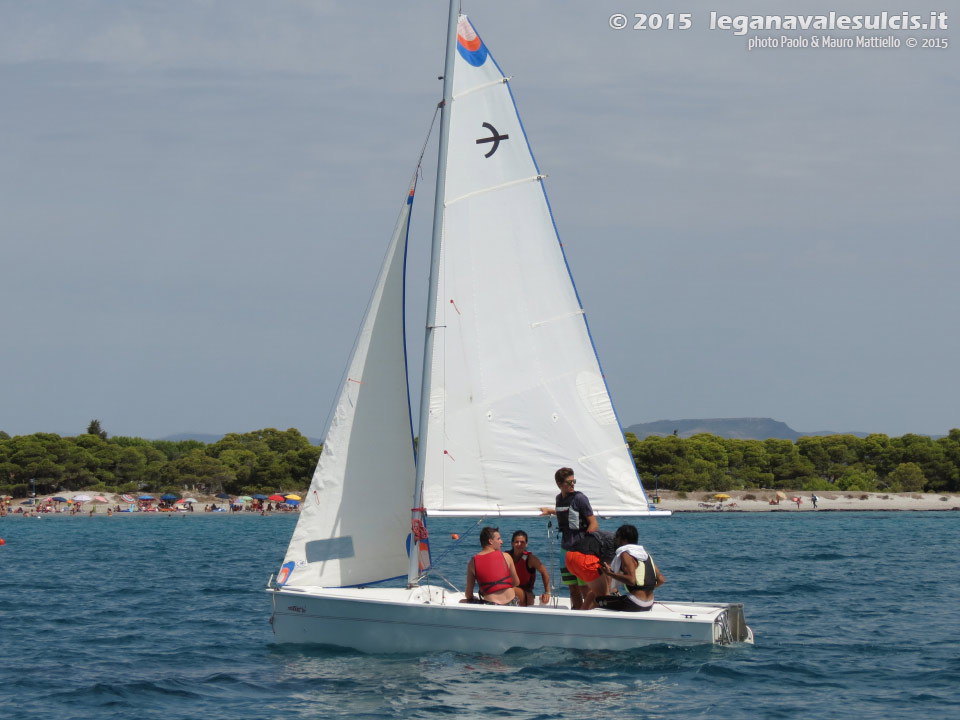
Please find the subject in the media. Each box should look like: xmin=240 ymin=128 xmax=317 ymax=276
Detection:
xmin=456 ymin=17 xmax=488 ymax=66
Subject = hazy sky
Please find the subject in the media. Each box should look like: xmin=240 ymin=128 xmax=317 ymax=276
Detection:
xmin=1 ymin=1 xmax=956 ymax=440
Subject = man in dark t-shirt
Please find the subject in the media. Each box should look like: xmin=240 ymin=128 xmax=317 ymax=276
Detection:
xmin=540 ymin=467 xmax=604 ymax=609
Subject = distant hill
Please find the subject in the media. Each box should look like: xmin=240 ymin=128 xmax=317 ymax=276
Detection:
xmin=158 ymin=432 xmax=322 ymax=446
xmin=624 ymin=418 xmax=869 ymax=441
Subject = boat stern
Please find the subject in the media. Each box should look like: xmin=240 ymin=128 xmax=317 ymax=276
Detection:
xmin=714 ymin=603 xmax=753 ymax=644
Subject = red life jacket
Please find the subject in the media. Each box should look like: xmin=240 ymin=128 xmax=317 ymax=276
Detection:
xmin=474 ymin=551 xmax=513 ymax=595
xmin=513 ymin=551 xmax=536 ymax=592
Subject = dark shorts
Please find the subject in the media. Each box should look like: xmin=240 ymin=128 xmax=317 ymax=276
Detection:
xmin=596 ymin=594 xmax=653 ymax=612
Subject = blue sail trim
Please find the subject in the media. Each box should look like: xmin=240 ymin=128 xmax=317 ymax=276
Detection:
xmin=402 ymin=176 xmax=418 ymax=461
xmin=337 ymin=574 xmax=408 ymax=589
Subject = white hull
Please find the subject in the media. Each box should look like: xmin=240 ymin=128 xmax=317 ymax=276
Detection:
xmin=268 ymin=585 xmax=752 ymax=653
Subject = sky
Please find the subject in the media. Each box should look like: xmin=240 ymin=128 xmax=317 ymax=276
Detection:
xmin=1 ymin=0 xmax=956 ymax=441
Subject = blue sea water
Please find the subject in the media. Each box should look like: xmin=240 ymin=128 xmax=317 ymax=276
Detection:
xmin=1 ymin=511 xmax=959 ymax=720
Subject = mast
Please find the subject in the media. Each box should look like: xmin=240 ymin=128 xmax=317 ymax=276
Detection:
xmin=408 ymin=0 xmax=459 ymax=587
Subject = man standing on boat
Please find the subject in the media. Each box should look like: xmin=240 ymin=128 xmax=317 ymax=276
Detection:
xmin=540 ymin=467 xmax=597 ymax=546
xmin=540 ymin=467 xmax=610 ymax=609
xmin=462 ymin=527 xmax=524 ymax=606
xmin=509 ymin=530 xmax=551 ymax=606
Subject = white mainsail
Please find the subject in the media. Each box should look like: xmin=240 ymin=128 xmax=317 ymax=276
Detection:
xmin=278 ymin=181 xmax=418 ymax=588
xmin=420 ymin=17 xmax=655 ymax=517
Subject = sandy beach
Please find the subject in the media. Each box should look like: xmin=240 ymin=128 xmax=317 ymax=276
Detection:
xmin=653 ymin=490 xmax=960 ymax=513
xmin=4 ymin=490 xmax=960 ymax=515
xmin=0 ymin=492 xmax=304 ymax=515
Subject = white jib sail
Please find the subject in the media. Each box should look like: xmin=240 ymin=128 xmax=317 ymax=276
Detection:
xmin=420 ymin=17 xmax=653 ymax=517
xmin=279 ymin=181 xmax=417 ymax=588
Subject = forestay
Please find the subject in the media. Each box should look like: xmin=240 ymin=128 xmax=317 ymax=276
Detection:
xmin=421 ymin=17 xmax=654 ymax=517
xmin=279 ymin=181 xmax=418 ymax=588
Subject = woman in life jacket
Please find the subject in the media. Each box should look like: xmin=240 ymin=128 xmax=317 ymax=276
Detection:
xmin=597 ymin=524 xmax=665 ymax=612
xmin=510 ymin=530 xmax=552 ymax=606
xmin=461 ymin=526 xmax=525 ymax=606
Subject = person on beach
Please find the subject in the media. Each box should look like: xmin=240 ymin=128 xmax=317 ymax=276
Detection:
xmin=462 ymin=527 xmax=524 ymax=606
xmin=597 ymin=524 xmax=664 ymax=612
xmin=509 ymin=530 xmax=551 ymax=606
xmin=812 ymin=494 xmax=819 ymax=509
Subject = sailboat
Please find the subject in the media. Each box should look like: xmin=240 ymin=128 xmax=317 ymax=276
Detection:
xmin=268 ymin=5 xmax=752 ymax=653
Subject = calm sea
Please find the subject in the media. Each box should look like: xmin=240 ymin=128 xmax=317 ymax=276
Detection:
xmin=1 ymin=511 xmax=958 ymax=719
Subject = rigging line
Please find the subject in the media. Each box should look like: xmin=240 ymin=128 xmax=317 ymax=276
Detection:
xmin=416 ymin=104 xmax=441 ymax=170
xmin=420 ymin=569 xmax=460 ymax=594
xmin=422 ymin=516 xmax=486 ymax=572
xmin=546 ymin=519 xmax=560 ymax=608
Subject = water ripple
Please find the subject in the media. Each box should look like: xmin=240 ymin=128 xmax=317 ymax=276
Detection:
xmin=2 ymin=513 xmax=959 ymax=719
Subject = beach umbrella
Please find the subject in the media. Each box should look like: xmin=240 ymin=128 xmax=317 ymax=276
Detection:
xmin=775 ymin=491 xmax=787 ymax=500
xmin=174 ymin=498 xmax=186 ymax=504
xmin=252 ymin=494 xmax=268 ymax=500
xmin=713 ymin=493 xmax=731 ymax=500
xmin=285 ymin=499 xmax=300 ymax=506
xmin=138 ymin=495 xmax=155 ymax=501
xmin=161 ymin=493 xmax=179 ymax=501
xmin=182 ymin=498 xmax=199 ymax=503
xmin=238 ymin=495 xmax=253 ymax=502
xmin=20 ymin=499 xmax=35 ymax=505
xmin=72 ymin=494 xmax=93 ymax=502
xmin=92 ymin=496 xmax=108 ymax=503
xmin=285 ymin=494 xmax=302 ymax=501
xmin=215 ymin=493 xmax=232 ymax=499
xmin=268 ymin=494 xmax=285 ymax=502
xmin=120 ymin=494 xmax=135 ymax=503
xmin=52 ymin=496 xmax=68 ymax=502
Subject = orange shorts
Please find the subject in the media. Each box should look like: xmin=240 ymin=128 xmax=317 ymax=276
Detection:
xmin=563 ymin=551 xmax=601 ymax=583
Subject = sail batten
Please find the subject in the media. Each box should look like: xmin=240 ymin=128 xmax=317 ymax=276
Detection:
xmin=445 ymin=174 xmax=545 ymax=207
xmin=452 ymin=77 xmax=510 ymax=100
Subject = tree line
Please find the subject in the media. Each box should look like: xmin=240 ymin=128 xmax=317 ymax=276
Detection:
xmin=1 ymin=422 xmax=958 ymax=498
xmin=0 ymin=424 xmax=321 ymax=499
xmin=628 ymin=430 xmax=960 ymax=493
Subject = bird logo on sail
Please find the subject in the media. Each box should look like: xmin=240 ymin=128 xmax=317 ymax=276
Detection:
xmin=456 ymin=17 xmax=488 ymax=66
xmin=476 ymin=122 xmax=509 ymax=158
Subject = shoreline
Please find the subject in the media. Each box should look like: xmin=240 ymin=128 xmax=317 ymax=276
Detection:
xmin=652 ymin=490 xmax=960 ymax=513
xmin=3 ymin=491 xmax=960 ymax=516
